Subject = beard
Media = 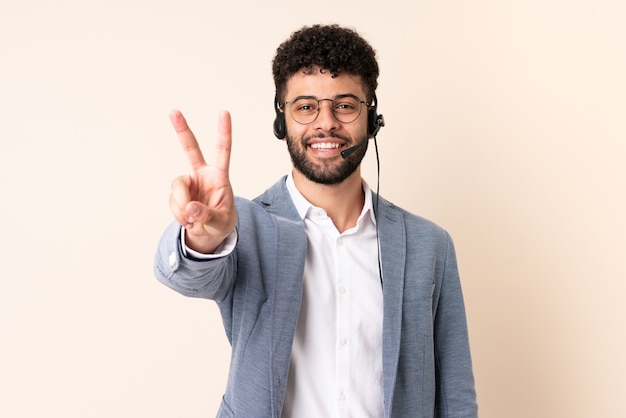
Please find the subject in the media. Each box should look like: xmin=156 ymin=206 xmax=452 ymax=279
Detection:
xmin=286 ymin=131 xmax=369 ymax=185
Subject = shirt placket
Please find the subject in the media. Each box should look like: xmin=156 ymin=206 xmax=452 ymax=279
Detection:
xmin=335 ymin=234 xmax=351 ymax=416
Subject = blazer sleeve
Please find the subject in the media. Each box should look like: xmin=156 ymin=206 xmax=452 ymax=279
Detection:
xmin=433 ymin=232 xmax=478 ymax=417
xmin=153 ymin=220 xmax=236 ymax=302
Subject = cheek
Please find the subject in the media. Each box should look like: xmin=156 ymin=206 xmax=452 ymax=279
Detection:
xmin=352 ymin=111 xmax=370 ymax=135
xmin=284 ymin=119 xmax=307 ymax=140
xmin=353 ymin=118 xmax=369 ymax=138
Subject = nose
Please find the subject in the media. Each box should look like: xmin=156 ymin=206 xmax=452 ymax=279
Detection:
xmin=314 ymin=99 xmax=340 ymax=131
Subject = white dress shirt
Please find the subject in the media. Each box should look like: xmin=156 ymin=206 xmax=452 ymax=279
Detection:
xmin=281 ymin=173 xmax=384 ymax=418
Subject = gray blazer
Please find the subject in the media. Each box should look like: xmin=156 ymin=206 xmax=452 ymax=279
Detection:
xmin=154 ymin=177 xmax=478 ymax=417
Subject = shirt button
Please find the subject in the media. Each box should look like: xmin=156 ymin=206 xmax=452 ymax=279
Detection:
xmin=340 ymin=337 xmax=348 ymax=345
xmin=338 ymin=286 xmax=346 ymax=294
xmin=339 ymin=392 xmax=346 ymax=401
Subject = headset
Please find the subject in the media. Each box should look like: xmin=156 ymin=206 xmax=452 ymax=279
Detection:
xmin=273 ymin=94 xmax=384 ymax=140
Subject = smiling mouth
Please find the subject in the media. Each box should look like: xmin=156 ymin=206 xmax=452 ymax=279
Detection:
xmin=309 ymin=142 xmax=344 ymax=150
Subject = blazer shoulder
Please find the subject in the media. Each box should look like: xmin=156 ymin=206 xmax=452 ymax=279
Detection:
xmin=376 ymin=194 xmax=451 ymax=241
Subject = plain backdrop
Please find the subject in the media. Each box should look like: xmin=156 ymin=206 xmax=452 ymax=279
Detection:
xmin=1 ymin=1 xmax=625 ymax=417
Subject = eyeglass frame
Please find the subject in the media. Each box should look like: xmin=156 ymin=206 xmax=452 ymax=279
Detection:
xmin=279 ymin=94 xmax=371 ymax=125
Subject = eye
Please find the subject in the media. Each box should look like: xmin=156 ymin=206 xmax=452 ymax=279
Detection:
xmin=336 ymin=102 xmax=355 ymax=110
xmin=293 ymin=100 xmax=318 ymax=113
xmin=334 ymin=100 xmax=358 ymax=113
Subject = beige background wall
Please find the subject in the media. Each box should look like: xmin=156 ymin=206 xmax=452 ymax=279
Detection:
xmin=1 ymin=0 xmax=624 ymax=417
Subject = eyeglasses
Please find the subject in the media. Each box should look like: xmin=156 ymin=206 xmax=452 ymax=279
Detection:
xmin=281 ymin=94 xmax=368 ymax=125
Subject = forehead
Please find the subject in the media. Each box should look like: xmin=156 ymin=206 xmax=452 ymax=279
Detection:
xmin=285 ymin=70 xmax=365 ymax=99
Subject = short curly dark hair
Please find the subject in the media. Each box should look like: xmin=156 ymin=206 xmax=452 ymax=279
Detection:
xmin=272 ymin=24 xmax=379 ymax=103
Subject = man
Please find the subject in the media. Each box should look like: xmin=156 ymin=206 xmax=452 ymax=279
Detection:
xmin=155 ymin=24 xmax=478 ymax=417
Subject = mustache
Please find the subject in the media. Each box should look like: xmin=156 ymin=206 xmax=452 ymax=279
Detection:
xmin=303 ymin=132 xmax=350 ymax=142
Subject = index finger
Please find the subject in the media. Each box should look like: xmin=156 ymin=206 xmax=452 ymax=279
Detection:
xmin=169 ymin=109 xmax=207 ymax=171
xmin=214 ymin=110 xmax=232 ymax=173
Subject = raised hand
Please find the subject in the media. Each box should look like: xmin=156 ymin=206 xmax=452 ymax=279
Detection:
xmin=168 ymin=110 xmax=237 ymax=253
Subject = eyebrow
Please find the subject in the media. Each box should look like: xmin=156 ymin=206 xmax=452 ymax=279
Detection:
xmin=288 ymin=93 xmax=362 ymax=102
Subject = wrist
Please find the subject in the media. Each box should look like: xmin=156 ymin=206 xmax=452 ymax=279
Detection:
xmin=183 ymin=228 xmax=227 ymax=254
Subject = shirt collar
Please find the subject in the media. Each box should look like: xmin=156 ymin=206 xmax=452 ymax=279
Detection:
xmin=285 ymin=171 xmax=377 ymax=225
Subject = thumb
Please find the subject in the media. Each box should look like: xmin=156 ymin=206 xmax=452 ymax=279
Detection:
xmin=184 ymin=201 xmax=210 ymax=226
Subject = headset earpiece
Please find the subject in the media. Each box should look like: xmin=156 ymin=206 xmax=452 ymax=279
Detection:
xmin=367 ymin=94 xmax=385 ymax=138
xmin=273 ymin=96 xmax=286 ymax=139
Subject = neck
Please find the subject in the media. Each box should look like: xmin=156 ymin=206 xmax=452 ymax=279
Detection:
xmin=292 ymin=169 xmax=365 ymax=233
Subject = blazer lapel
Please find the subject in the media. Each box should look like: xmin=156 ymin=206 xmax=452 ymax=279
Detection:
xmin=253 ymin=177 xmax=306 ymax=416
xmin=376 ymin=196 xmax=406 ymax=417
xmin=254 ymin=176 xmax=302 ymax=222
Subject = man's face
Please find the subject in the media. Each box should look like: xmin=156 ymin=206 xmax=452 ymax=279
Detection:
xmin=283 ymin=69 xmax=370 ymax=185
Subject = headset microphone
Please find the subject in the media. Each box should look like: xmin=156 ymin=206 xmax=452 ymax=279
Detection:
xmin=340 ymin=141 xmax=366 ymax=159
xmin=340 ymin=113 xmax=385 ymax=159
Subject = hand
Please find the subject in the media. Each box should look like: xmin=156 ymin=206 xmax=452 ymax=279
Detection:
xmin=168 ymin=110 xmax=237 ymax=253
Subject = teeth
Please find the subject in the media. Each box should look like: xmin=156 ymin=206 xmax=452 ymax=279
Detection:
xmin=310 ymin=142 xmax=341 ymax=149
